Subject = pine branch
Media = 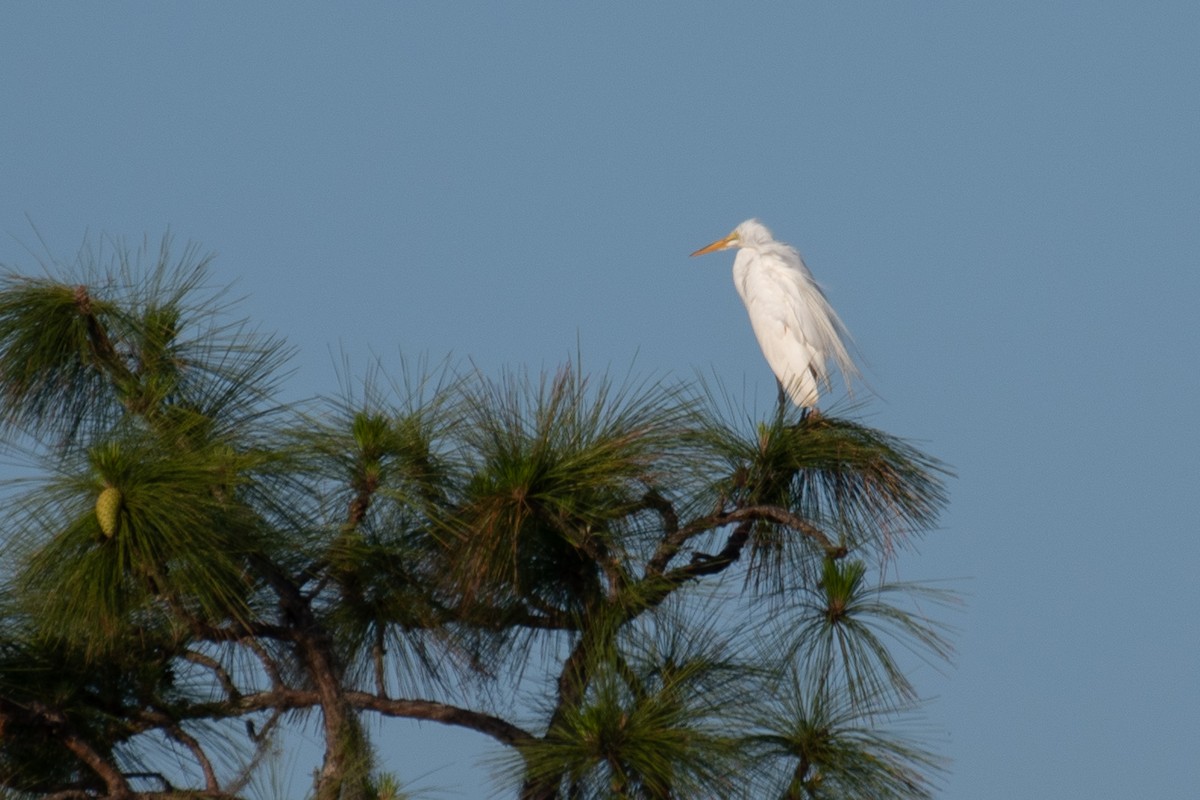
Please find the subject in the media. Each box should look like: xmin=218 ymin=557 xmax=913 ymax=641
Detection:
xmin=1 ymin=699 xmax=132 ymax=798
xmin=345 ymin=693 xmax=536 ymax=747
xmin=647 ymin=503 xmax=844 ymax=579
xmin=183 ymin=650 xmax=241 ymax=700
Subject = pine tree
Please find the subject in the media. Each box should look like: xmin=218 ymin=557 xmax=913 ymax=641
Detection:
xmin=0 ymin=236 xmax=954 ymax=800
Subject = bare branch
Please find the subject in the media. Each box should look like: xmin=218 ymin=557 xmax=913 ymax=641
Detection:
xmin=647 ymin=503 xmax=841 ymax=577
xmin=345 ymin=693 xmax=536 ymax=747
xmin=165 ymin=720 xmax=220 ymax=791
xmin=8 ymin=700 xmax=133 ymax=798
xmin=227 ymin=709 xmax=287 ymax=797
xmin=243 ymin=635 xmax=285 ymax=689
xmin=176 ymin=685 xmax=536 ymax=750
xmin=717 ymin=505 xmax=842 ymax=555
xmin=184 ymin=650 xmax=240 ymax=700
xmin=641 ymin=488 xmax=679 ymax=535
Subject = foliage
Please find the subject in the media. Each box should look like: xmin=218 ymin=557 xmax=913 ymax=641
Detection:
xmin=0 ymin=236 xmax=954 ymax=800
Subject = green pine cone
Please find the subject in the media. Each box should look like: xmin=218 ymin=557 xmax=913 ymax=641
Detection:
xmin=96 ymin=485 xmax=122 ymax=538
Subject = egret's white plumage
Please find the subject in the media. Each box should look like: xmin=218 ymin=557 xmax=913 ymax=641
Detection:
xmin=691 ymin=219 xmax=857 ymax=408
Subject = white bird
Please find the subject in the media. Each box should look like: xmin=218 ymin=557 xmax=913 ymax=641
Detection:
xmin=691 ymin=219 xmax=857 ymax=409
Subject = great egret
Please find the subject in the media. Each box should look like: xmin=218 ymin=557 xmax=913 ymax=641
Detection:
xmin=691 ymin=219 xmax=857 ymax=409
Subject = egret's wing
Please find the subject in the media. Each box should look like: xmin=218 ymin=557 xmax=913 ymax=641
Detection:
xmin=738 ymin=245 xmax=857 ymax=406
xmin=771 ymin=249 xmax=856 ymax=381
xmin=739 ymin=260 xmax=824 ymax=406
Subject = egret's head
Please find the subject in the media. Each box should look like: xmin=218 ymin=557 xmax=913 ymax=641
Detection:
xmin=690 ymin=218 xmax=773 ymax=257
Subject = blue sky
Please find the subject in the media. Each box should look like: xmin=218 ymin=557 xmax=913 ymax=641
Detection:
xmin=3 ymin=3 xmax=1199 ymax=797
